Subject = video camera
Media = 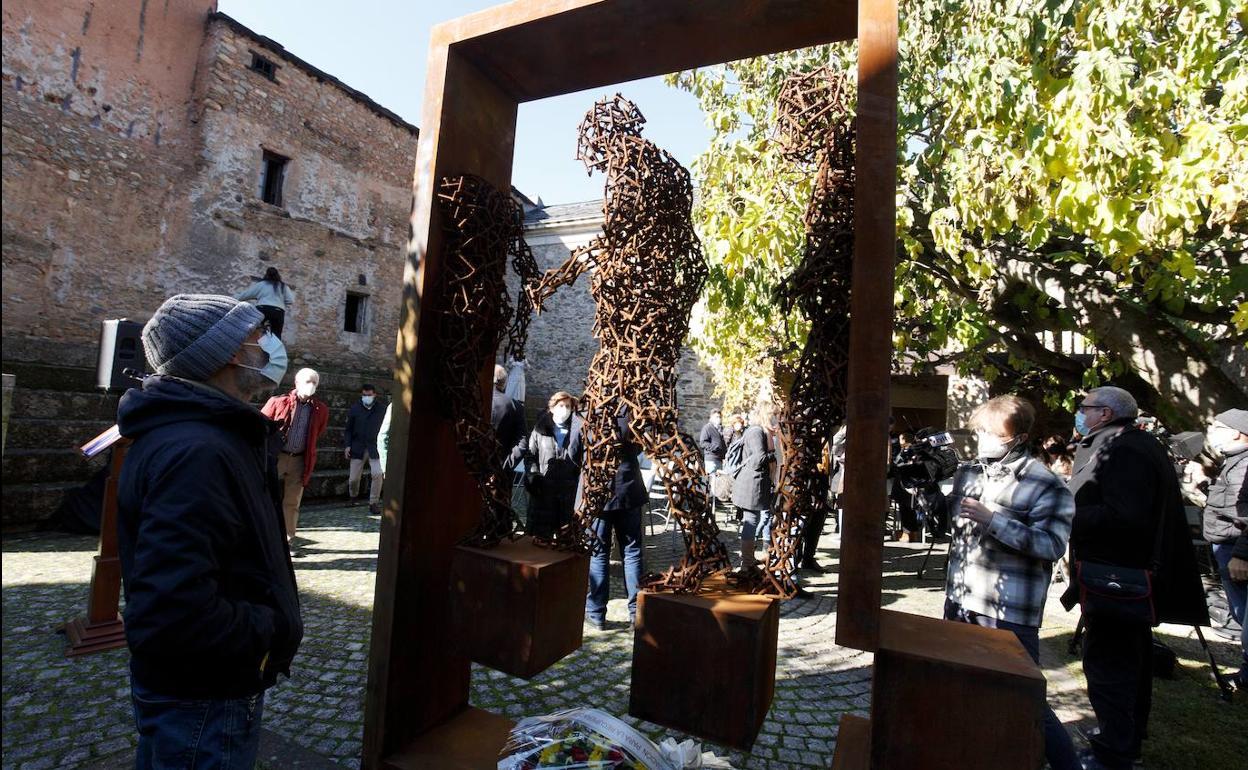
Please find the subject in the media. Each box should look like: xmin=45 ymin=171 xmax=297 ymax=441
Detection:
xmin=892 ymin=429 xmax=960 ymax=492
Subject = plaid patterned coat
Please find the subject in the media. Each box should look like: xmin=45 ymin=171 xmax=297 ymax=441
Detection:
xmin=945 ymin=450 xmax=1075 ymax=627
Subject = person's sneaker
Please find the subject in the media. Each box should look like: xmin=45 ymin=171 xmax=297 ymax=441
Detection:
xmin=799 ymin=559 xmax=831 ymax=574
xmin=368 ymin=502 xmax=382 ymax=515
xmin=585 ymin=616 xmax=606 ymax=631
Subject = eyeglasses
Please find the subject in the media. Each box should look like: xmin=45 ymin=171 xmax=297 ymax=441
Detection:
xmin=1077 ymin=403 xmax=1107 ymax=411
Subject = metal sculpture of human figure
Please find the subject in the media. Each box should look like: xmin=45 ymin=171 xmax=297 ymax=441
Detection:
xmin=530 ymin=95 xmax=731 ymax=591
xmin=756 ymin=67 xmax=856 ymax=597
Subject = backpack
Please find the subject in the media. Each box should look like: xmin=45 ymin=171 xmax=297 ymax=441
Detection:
xmin=723 ymin=437 xmax=747 ymax=478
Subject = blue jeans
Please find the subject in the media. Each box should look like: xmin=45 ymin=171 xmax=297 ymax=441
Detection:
xmin=944 ymin=600 xmax=1080 ymax=770
xmin=586 ymin=506 xmax=644 ymax=623
xmin=1212 ymin=542 xmax=1248 ymax=677
xmin=131 ymin=678 xmax=265 ymax=770
xmin=740 ymin=508 xmax=772 ymax=542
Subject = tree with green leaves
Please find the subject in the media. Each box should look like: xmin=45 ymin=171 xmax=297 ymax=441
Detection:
xmin=674 ymin=0 xmax=1247 ymax=429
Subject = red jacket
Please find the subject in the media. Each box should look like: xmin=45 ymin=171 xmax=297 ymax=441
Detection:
xmin=262 ymin=391 xmax=330 ymax=486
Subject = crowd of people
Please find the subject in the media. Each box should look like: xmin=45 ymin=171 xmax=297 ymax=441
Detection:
xmin=938 ymin=390 xmax=1244 ymax=770
xmin=109 ymin=290 xmax=1243 ymax=768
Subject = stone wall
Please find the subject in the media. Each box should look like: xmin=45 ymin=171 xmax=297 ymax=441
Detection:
xmin=520 ymin=215 xmax=721 ymax=435
xmin=1 ymin=1 xmax=418 ymax=526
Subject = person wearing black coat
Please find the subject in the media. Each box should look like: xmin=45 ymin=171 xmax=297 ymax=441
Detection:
xmin=732 ymin=406 xmax=777 ymax=571
xmin=1201 ymin=408 xmax=1248 ymax=684
xmin=344 ymin=384 xmax=389 ymax=513
xmin=490 ymin=365 xmax=528 ymax=474
xmin=699 ymin=410 xmax=727 ymax=472
xmin=525 ymin=392 xmax=584 ymax=538
xmin=583 ymin=406 xmax=648 ymax=629
xmin=116 ymin=294 xmax=302 ymax=767
xmin=1064 ymin=387 xmax=1208 ymax=770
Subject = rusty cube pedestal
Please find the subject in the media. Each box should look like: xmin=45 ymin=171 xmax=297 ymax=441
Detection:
xmin=629 ymin=575 xmax=779 ymax=750
xmin=832 ymin=609 xmax=1046 ymax=769
xmin=449 ymin=536 xmax=589 ymax=679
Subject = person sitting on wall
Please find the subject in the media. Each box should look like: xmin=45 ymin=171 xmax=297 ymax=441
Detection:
xmin=116 ymin=294 xmax=302 ymax=766
xmin=235 ymin=266 xmax=295 ymax=338
xmin=262 ymin=367 xmax=329 ymax=544
xmin=944 ymin=394 xmax=1080 ymax=770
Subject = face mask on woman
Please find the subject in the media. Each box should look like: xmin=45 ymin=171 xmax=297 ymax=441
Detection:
xmin=238 ymin=332 xmax=288 ymax=385
xmin=1208 ymin=424 xmax=1243 ymax=454
xmin=976 ymin=431 xmax=1021 ymax=461
xmin=551 ymin=405 xmax=571 ymax=424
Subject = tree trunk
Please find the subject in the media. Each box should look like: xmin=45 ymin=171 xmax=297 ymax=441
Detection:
xmin=996 ymin=260 xmax=1247 ymax=430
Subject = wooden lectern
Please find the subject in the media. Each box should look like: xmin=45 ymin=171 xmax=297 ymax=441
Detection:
xmin=63 ymin=440 xmax=129 ymax=657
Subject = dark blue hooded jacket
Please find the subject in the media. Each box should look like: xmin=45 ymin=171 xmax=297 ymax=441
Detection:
xmin=116 ymin=376 xmax=302 ymax=698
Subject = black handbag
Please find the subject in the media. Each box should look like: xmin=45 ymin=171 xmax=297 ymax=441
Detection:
xmin=1073 ymin=560 xmax=1156 ymax=625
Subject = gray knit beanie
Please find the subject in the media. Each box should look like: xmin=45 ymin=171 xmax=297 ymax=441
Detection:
xmin=142 ymin=294 xmax=264 ymax=381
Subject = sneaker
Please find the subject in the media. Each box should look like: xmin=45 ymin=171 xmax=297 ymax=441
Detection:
xmin=368 ymin=502 xmax=381 ymax=515
xmin=586 ymin=616 xmax=606 ymax=631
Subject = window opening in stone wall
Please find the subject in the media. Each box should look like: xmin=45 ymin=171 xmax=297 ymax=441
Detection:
xmin=344 ymin=292 xmax=369 ymax=334
xmin=249 ymin=52 xmax=277 ymax=80
xmin=260 ymin=150 xmax=288 ymax=207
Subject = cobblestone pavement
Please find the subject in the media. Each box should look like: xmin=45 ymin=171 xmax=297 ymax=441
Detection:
xmin=5 ymin=504 xmax=1240 ymax=769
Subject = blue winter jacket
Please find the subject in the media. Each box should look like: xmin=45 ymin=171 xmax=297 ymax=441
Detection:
xmin=116 ymin=376 xmax=303 ymax=698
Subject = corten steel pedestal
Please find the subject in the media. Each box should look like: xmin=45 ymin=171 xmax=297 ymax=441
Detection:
xmin=830 ymin=610 xmax=1046 ymax=770
xmin=629 ymin=575 xmax=779 ymax=750
xmin=363 ymin=3 xmax=900 ymax=767
xmin=449 ymin=537 xmax=590 ymax=679
xmin=63 ymin=441 xmax=129 ymax=657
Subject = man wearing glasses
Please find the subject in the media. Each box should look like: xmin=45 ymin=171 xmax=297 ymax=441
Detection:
xmin=1065 ymin=386 xmax=1207 ymax=770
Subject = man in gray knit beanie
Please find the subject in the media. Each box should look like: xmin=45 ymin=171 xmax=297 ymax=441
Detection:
xmin=142 ymin=294 xmax=265 ymax=382
xmin=115 ymin=293 xmax=303 ymax=765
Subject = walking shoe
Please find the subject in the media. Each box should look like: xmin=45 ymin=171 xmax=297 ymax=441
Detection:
xmin=585 ymin=616 xmax=606 ymax=631
xmin=799 ymin=559 xmax=831 ymax=574
xmin=368 ymin=502 xmax=381 ymax=515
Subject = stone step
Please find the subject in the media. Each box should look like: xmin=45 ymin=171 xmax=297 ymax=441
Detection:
xmin=1 ymin=448 xmax=101 ymax=485
xmin=9 ymin=389 xmax=121 ymax=422
xmin=5 ymin=418 xmax=115 ymax=453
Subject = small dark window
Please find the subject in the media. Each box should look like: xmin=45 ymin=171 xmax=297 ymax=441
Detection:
xmin=249 ymin=52 xmax=277 ymax=80
xmin=260 ymin=150 xmax=288 ymax=206
xmin=344 ymin=292 xmax=369 ymax=333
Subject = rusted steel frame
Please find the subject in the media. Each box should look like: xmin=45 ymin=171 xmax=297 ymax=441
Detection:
xmin=837 ymin=0 xmax=898 ymax=653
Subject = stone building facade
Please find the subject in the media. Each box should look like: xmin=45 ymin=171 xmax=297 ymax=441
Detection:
xmin=521 ymin=201 xmax=721 ymax=436
xmin=2 ymin=0 xmax=418 ymax=526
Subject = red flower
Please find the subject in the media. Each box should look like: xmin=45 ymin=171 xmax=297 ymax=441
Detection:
xmin=570 ymin=746 xmax=588 ymax=762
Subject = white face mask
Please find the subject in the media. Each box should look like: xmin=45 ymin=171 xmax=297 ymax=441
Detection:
xmin=1208 ymin=425 xmax=1244 ymax=453
xmin=976 ymin=431 xmax=1018 ymax=461
xmin=551 ymin=405 xmax=571 ymax=424
xmin=361 ymin=394 xmax=375 ymax=407
xmin=296 ymin=381 xmax=317 ymax=399
xmin=237 ymin=332 xmax=288 ymax=385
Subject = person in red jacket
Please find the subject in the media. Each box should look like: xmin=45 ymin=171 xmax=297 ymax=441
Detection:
xmin=262 ymin=367 xmax=329 ymax=541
